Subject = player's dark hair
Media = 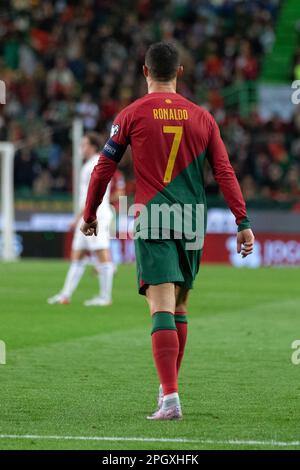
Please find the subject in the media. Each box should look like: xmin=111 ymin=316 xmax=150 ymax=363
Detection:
xmin=85 ymin=132 xmax=102 ymax=152
xmin=145 ymin=42 xmax=180 ymax=82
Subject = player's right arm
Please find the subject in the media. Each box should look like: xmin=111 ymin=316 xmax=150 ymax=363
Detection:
xmin=206 ymin=117 xmax=254 ymax=257
xmin=81 ymin=110 xmax=130 ymax=236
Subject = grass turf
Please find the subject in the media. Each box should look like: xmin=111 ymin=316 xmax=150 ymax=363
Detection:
xmin=0 ymin=261 xmax=300 ymax=450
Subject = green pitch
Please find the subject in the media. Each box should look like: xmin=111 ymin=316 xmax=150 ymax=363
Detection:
xmin=0 ymin=261 xmax=300 ymax=450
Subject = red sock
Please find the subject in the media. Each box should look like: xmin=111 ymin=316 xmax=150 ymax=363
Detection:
xmin=175 ymin=312 xmax=188 ymax=375
xmin=152 ymin=330 xmax=179 ymax=396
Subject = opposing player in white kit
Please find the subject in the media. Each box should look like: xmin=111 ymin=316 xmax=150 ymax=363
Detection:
xmin=48 ymin=132 xmax=114 ymax=307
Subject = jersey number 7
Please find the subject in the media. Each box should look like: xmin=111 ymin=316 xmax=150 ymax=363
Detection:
xmin=163 ymin=126 xmax=183 ymax=183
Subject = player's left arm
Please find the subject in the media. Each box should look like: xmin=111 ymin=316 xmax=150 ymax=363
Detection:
xmin=81 ymin=155 xmax=117 ymax=236
xmin=81 ymin=111 xmax=130 ymax=236
xmin=207 ymin=118 xmax=255 ymax=257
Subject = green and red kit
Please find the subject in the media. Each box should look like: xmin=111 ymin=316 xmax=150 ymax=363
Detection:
xmin=83 ymin=92 xmax=250 ymax=293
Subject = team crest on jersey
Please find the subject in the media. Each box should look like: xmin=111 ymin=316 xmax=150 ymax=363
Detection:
xmin=110 ymin=124 xmax=120 ymax=137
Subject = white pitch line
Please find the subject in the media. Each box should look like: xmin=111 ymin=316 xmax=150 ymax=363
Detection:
xmin=0 ymin=434 xmax=300 ymax=447
xmin=0 ymin=434 xmax=196 ymax=444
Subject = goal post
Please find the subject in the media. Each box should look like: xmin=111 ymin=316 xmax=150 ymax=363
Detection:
xmin=72 ymin=118 xmax=84 ymax=216
xmin=0 ymin=119 xmax=83 ymax=260
xmin=0 ymin=142 xmax=16 ymax=261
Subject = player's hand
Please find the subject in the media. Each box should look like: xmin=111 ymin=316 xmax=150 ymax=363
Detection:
xmin=237 ymin=228 xmax=255 ymax=258
xmin=69 ymin=219 xmax=77 ymax=231
xmin=80 ymin=219 xmax=98 ymax=237
xmin=69 ymin=213 xmax=83 ymax=231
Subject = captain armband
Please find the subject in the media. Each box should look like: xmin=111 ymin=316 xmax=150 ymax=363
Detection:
xmin=102 ymin=138 xmax=126 ymax=163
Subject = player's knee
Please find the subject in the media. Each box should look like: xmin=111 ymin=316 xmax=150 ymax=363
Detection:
xmin=146 ymin=283 xmax=176 ymax=315
xmin=146 ymin=294 xmax=175 ymax=316
xmin=71 ymin=250 xmax=83 ymax=261
xmin=149 ymin=301 xmax=175 ymax=316
xmin=175 ymin=287 xmax=189 ymax=312
xmin=96 ymin=249 xmax=111 ymax=263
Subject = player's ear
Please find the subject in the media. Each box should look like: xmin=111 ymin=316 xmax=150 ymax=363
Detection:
xmin=177 ymin=65 xmax=184 ymax=77
xmin=143 ymin=65 xmax=149 ymax=78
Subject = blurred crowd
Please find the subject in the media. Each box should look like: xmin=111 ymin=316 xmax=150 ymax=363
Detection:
xmin=205 ymin=109 xmax=300 ymax=203
xmin=1 ymin=0 xmax=300 ymax=204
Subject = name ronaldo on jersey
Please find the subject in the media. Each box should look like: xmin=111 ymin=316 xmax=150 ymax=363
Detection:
xmin=153 ymin=108 xmax=189 ymax=120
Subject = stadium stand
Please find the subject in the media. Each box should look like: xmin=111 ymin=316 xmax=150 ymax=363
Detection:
xmin=0 ymin=0 xmax=299 ymax=205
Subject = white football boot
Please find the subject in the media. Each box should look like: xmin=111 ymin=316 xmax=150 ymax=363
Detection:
xmin=47 ymin=293 xmax=70 ymax=305
xmin=84 ymin=296 xmax=112 ymax=307
xmin=147 ymin=392 xmax=182 ymax=420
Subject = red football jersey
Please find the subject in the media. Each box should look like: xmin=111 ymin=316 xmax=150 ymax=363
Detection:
xmin=84 ymin=92 xmax=250 ymax=232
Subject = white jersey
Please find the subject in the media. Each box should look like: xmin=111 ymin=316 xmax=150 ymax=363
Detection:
xmin=73 ymin=154 xmax=112 ymax=252
xmin=78 ymin=154 xmax=111 ymax=218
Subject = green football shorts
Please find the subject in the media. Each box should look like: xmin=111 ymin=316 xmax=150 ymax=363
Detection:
xmin=134 ymin=232 xmax=202 ymax=295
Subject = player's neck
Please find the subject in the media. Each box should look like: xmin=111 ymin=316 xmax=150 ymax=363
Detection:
xmin=147 ymin=80 xmax=177 ymax=94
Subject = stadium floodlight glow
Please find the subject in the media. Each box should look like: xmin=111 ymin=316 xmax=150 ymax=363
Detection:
xmin=0 ymin=142 xmax=16 ymax=261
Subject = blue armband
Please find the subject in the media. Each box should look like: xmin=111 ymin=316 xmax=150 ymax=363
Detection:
xmin=102 ymin=139 xmax=126 ymax=163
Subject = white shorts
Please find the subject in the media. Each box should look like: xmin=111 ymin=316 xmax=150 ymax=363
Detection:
xmin=72 ymin=213 xmax=112 ymax=252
